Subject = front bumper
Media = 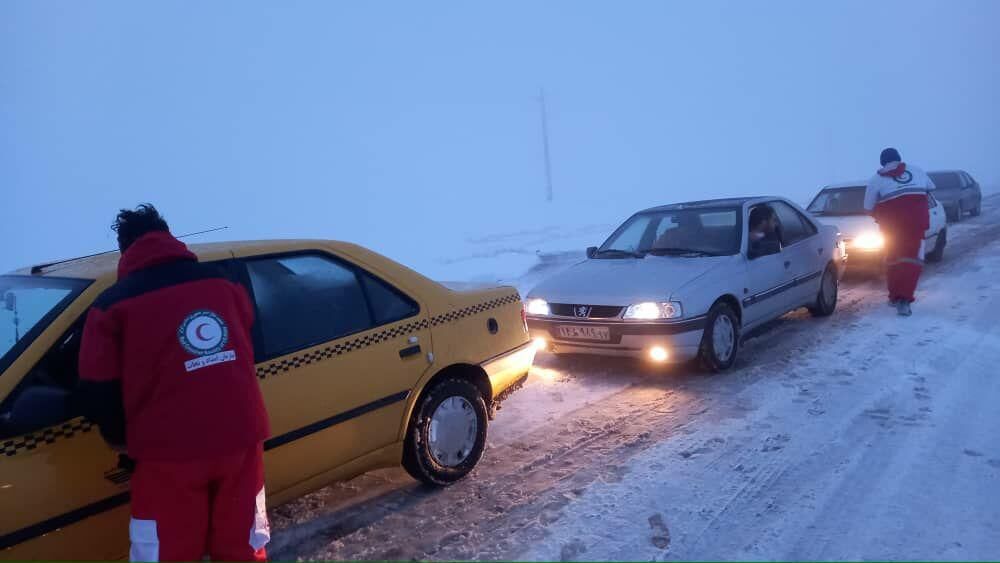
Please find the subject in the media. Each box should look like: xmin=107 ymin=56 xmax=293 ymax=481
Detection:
xmin=526 ymin=316 xmax=706 ymax=362
xmin=844 ymin=246 xmax=885 ymax=269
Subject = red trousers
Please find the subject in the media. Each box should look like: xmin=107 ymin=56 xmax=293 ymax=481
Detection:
xmin=875 ymin=194 xmax=929 ymax=304
xmin=884 ymin=229 xmax=923 ymax=303
xmin=129 ymin=443 xmax=269 ymax=562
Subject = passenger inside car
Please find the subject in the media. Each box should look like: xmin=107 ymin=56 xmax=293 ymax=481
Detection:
xmin=748 ymin=205 xmax=780 ymax=243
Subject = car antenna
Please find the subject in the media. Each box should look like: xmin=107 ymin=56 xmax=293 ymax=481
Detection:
xmin=29 ymin=226 xmax=229 ymax=275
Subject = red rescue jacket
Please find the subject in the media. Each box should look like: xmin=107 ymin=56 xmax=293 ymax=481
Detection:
xmin=79 ymin=231 xmax=269 ymax=461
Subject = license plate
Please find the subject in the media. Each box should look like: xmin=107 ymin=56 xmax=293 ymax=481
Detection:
xmin=557 ymin=325 xmax=611 ymax=341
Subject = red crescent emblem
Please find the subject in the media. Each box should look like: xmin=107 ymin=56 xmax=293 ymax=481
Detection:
xmin=195 ymin=323 xmax=213 ymax=342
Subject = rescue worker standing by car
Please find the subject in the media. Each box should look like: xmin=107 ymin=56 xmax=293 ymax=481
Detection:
xmin=863 ymin=148 xmax=936 ymax=316
xmin=78 ymin=204 xmax=271 ymax=561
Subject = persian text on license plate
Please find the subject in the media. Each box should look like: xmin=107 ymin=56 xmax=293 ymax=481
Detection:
xmin=557 ymin=326 xmax=611 ymax=341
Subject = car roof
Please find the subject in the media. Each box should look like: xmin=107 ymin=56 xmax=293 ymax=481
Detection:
xmin=7 ymin=239 xmax=358 ymax=281
xmin=640 ymin=196 xmax=776 ymax=213
xmin=820 ymin=181 xmax=867 ymax=190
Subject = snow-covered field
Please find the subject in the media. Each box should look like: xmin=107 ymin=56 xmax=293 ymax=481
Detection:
xmin=269 ymin=195 xmax=1000 ymax=561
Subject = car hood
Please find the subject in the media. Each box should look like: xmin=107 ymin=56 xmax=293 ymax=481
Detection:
xmin=527 ymin=255 xmax=731 ymax=305
xmin=812 ymin=214 xmax=877 ymax=239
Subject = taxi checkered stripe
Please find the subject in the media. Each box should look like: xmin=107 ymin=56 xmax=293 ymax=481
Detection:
xmin=2 ymin=419 xmax=94 ymax=457
xmin=430 ymin=294 xmax=520 ymax=326
xmin=256 ymin=318 xmax=431 ymax=379
xmin=255 ymin=293 xmax=520 ymax=379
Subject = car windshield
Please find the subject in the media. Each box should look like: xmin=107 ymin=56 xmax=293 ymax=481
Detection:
xmin=928 ymin=172 xmax=961 ymax=190
xmin=0 ymin=275 xmax=91 ymax=375
xmin=598 ymin=207 xmax=741 ymax=258
xmin=807 ymin=187 xmax=868 ymax=216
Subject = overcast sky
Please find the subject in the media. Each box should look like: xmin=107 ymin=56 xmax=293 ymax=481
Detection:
xmin=3 ymin=1 xmax=998 ymax=275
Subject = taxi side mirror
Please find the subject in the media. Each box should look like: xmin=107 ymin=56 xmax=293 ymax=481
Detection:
xmin=0 ymin=386 xmax=72 ymax=439
xmin=586 ymin=246 xmax=598 ymax=259
xmin=748 ymin=239 xmax=781 ymax=260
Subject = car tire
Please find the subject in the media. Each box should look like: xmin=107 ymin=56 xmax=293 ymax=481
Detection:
xmin=947 ymin=204 xmax=961 ymax=223
xmin=971 ymin=201 xmax=982 ymax=217
xmin=808 ymin=264 xmax=839 ymax=317
xmin=402 ymin=378 xmax=489 ymax=487
xmin=698 ymin=301 xmax=740 ymax=372
xmin=925 ymin=229 xmax=946 ymax=263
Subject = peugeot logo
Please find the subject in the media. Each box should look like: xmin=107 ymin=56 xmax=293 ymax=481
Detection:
xmin=574 ymin=305 xmax=592 ymax=318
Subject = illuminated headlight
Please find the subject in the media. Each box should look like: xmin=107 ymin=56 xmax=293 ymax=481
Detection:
xmin=852 ymin=232 xmax=885 ymax=251
xmin=526 ymin=298 xmax=550 ymax=316
xmin=623 ymin=301 xmax=683 ymax=320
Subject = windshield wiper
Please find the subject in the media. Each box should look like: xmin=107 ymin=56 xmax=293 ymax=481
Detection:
xmin=646 ymin=247 xmax=724 ymax=257
xmin=594 ymin=248 xmax=645 ymax=259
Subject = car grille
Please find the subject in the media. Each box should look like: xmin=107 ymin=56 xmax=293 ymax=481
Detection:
xmin=550 ymin=304 xmax=624 ymax=318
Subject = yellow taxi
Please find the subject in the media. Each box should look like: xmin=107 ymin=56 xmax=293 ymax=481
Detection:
xmin=0 ymin=240 xmax=534 ymax=560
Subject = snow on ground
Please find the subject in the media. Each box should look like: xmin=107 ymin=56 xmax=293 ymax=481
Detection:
xmin=270 ymin=195 xmax=1000 ymax=562
xmin=522 ymin=236 xmax=1000 ymax=561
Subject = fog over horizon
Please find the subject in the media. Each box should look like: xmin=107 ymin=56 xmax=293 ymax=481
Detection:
xmin=4 ymin=1 xmax=998 ymax=276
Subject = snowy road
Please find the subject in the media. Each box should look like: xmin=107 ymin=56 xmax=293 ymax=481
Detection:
xmin=270 ymin=195 xmax=1000 ymax=561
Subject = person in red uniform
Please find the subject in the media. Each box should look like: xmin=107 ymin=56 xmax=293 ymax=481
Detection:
xmin=78 ymin=204 xmax=271 ymax=561
xmin=863 ymin=148 xmax=936 ymax=316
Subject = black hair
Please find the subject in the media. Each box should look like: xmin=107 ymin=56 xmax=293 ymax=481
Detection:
xmin=749 ymin=205 xmax=775 ymax=230
xmin=880 ymin=147 xmax=901 ymax=166
xmin=112 ymin=204 xmax=170 ymax=252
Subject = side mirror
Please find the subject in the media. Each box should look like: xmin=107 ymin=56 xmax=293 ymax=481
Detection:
xmin=748 ymin=239 xmax=781 ymax=259
xmin=0 ymin=386 xmax=72 ymax=439
xmin=586 ymin=246 xmax=598 ymax=259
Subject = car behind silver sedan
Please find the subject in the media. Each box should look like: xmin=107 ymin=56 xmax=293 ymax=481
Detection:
xmin=525 ymin=197 xmax=846 ymax=371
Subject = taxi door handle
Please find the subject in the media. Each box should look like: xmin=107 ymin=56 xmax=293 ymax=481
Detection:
xmin=399 ymin=345 xmax=421 ymax=359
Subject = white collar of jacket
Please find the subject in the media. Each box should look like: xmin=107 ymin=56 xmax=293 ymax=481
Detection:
xmin=879 ymin=161 xmax=903 ymax=175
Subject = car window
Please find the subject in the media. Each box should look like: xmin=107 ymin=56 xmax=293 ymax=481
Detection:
xmin=1 ymin=275 xmax=90 ymax=375
xmin=0 ymin=320 xmax=85 ymax=440
xmin=929 ymin=172 xmax=961 ymax=190
xmin=806 ymin=187 xmax=867 ymax=215
xmin=600 ymin=207 xmax=742 ymax=256
xmin=246 ymin=254 xmax=374 ymax=358
xmin=772 ymin=201 xmax=815 ymax=245
xmin=360 ymin=273 xmax=419 ymax=326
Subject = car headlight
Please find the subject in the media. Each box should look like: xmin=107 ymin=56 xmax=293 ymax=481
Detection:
xmin=526 ymin=298 xmax=550 ymax=316
xmin=852 ymin=231 xmax=885 ymax=251
xmin=623 ymin=301 xmax=683 ymax=320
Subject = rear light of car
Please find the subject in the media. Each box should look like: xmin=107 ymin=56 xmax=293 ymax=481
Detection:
xmin=521 ymin=307 xmax=529 ymax=333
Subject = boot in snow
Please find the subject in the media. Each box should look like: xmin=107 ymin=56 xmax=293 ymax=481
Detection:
xmin=896 ymin=301 xmax=912 ymax=316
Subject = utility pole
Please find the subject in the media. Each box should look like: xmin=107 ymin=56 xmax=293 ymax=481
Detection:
xmin=538 ymin=88 xmax=554 ymax=202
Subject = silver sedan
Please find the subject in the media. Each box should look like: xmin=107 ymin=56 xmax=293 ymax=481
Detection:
xmin=525 ymin=197 xmax=846 ymax=371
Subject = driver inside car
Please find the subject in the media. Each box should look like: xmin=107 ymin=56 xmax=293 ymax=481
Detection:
xmin=748 ymin=205 xmax=780 ymax=246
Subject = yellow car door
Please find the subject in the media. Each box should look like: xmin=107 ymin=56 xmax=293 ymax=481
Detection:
xmin=0 ymin=311 xmax=131 ymax=560
xmin=236 ymin=251 xmax=434 ymax=496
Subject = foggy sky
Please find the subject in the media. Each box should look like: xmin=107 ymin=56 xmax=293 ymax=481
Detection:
xmin=4 ymin=1 xmax=998 ymax=275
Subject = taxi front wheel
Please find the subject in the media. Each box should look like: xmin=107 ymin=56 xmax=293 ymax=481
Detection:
xmin=403 ymin=378 xmax=489 ymax=486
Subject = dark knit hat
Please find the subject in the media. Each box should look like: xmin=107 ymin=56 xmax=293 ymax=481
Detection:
xmin=880 ymin=147 xmax=901 ymax=166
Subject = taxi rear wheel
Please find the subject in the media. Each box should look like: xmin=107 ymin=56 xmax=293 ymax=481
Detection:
xmin=698 ymin=302 xmax=740 ymax=372
xmin=403 ymin=378 xmax=489 ymax=486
